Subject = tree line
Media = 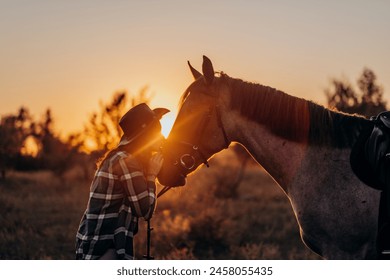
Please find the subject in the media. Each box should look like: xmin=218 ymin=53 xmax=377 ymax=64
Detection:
xmin=0 ymin=87 xmax=152 ymax=180
xmin=0 ymin=68 xmax=386 ymax=181
xmin=326 ymin=67 xmax=386 ymax=116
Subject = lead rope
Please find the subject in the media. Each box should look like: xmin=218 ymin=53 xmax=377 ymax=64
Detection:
xmin=143 ymin=185 xmax=172 ymax=260
xmin=143 ymin=219 xmax=154 ymax=260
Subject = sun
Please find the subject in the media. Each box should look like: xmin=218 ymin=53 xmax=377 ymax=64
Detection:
xmin=160 ymin=112 xmax=176 ymax=138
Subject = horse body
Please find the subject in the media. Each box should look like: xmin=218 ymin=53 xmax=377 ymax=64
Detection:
xmin=158 ymin=56 xmax=381 ymax=259
xmin=291 ymin=146 xmax=379 ymax=258
xmin=222 ymin=89 xmax=380 ymax=259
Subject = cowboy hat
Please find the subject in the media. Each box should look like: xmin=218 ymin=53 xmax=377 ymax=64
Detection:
xmin=118 ymin=103 xmax=169 ymax=146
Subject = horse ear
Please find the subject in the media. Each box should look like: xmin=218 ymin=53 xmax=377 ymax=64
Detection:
xmin=188 ymin=61 xmax=202 ymax=80
xmin=202 ymin=55 xmax=214 ymax=85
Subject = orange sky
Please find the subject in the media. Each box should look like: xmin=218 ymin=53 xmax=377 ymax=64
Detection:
xmin=1 ymin=1 xmax=390 ymax=137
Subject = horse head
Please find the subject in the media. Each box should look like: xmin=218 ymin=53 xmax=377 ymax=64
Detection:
xmin=157 ymin=56 xmax=231 ymax=187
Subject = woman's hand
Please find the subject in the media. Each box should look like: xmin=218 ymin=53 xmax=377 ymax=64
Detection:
xmin=147 ymin=152 xmax=164 ymax=178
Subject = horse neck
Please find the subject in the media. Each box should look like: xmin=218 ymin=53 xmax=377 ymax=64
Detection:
xmin=225 ymin=109 xmax=308 ymax=189
xmin=221 ymin=76 xmax=368 ymax=189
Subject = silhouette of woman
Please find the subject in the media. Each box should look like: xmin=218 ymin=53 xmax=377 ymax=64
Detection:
xmin=76 ymin=103 xmax=169 ymax=259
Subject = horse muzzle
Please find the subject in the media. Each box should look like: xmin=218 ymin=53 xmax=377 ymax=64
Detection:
xmin=157 ymin=164 xmax=187 ymax=187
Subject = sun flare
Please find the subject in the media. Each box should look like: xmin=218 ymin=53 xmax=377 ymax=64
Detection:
xmin=160 ymin=112 xmax=176 ymax=138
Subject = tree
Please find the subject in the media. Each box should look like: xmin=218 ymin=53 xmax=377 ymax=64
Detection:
xmin=326 ymin=79 xmax=359 ymax=114
xmin=325 ymin=68 xmax=386 ymax=117
xmin=357 ymin=68 xmax=386 ymax=116
xmin=81 ymin=87 xmax=153 ymax=155
xmin=33 ymin=109 xmax=74 ymax=177
xmin=0 ymin=86 xmax=155 ymax=180
xmin=0 ymin=107 xmax=76 ymax=178
xmin=0 ymin=107 xmax=33 ymax=179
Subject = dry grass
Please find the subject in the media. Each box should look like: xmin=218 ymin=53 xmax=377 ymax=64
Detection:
xmin=0 ymin=170 xmax=89 ymax=259
xmin=0 ymin=150 xmax=320 ymax=259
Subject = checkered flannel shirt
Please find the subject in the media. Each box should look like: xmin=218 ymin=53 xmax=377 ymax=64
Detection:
xmin=75 ymin=150 xmax=156 ymax=260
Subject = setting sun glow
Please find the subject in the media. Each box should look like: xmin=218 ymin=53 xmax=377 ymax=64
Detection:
xmin=1 ymin=1 xmax=390 ymax=142
xmin=20 ymin=136 xmax=39 ymax=157
xmin=160 ymin=112 xmax=176 ymax=138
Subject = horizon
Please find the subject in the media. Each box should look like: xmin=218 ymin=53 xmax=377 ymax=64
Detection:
xmin=1 ymin=0 xmax=390 ymax=137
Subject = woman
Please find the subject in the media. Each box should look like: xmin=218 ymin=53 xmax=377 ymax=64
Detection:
xmin=76 ymin=103 xmax=169 ymax=260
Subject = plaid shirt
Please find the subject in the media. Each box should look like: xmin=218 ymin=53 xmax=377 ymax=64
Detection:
xmin=75 ymin=150 xmax=156 ymax=260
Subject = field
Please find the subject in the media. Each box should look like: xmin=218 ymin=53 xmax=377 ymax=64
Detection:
xmin=0 ymin=150 xmax=320 ymax=260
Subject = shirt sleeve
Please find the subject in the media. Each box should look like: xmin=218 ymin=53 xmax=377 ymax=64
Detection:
xmin=118 ymin=156 xmax=157 ymax=220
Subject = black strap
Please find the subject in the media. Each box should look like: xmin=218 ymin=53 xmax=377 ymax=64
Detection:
xmin=157 ymin=185 xmax=172 ymax=198
xmin=216 ymin=105 xmax=229 ymax=148
xmin=143 ymin=219 xmax=154 ymax=260
xmin=143 ymin=185 xmax=173 ymax=260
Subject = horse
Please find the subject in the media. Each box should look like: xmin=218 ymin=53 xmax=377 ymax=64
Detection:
xmin=157 ymin=56 xmax=382 ymax=259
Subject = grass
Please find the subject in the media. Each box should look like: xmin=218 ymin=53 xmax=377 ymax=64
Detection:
xmin=0 ymin=170 xmax=88 ymax=259
xmin=0 ymin=150 xmax=320 ymax=259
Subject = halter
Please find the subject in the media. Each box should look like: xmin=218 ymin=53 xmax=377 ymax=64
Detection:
xmin=173 ymin=102 xmax=229 ymax=169
xmin=157 ymin=100 xmax=229 ymax=198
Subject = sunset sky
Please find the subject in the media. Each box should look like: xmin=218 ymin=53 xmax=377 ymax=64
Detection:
xmin=1 ymin=0 xmax=389 ymax=137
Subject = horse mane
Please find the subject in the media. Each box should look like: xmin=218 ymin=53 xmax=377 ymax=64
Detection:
xmin=222 ymin=74 xmax=369 ymax=148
